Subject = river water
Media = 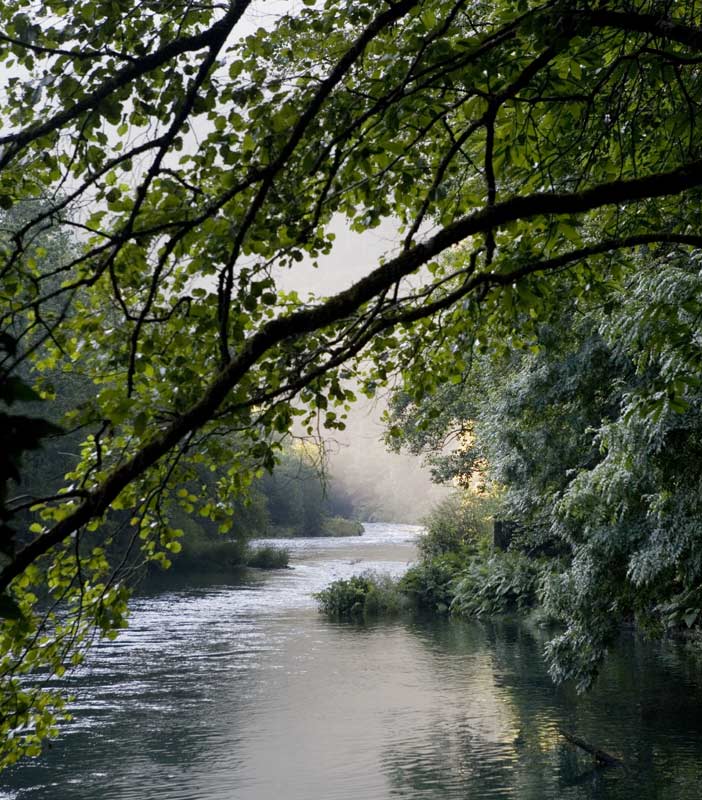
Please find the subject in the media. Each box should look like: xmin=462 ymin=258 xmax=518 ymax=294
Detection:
xmin=3 ymin=522 xmax=702 ymax=799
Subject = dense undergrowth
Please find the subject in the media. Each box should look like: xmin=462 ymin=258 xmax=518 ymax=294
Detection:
xmin=316 ymin=489 xmax=590 ymax=663
xmin=315 ymin=493 xmax=556 ymax=621
xmin=316 ymin=489 xmax=702 ymax=692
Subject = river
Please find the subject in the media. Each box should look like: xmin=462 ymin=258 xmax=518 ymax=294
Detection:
xmin=3 ymin=522 xmax=702 ymax=799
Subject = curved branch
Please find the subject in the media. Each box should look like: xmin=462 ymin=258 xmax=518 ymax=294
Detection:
xmin=0 ymin=1 xmax=251 ymax=169
xmin=584 ymin=10 xmax=702 ymax=53
xmin=216 ymin=0 xmax=421 ymax=363
xmin=4 ymin=160 xmax=702 ymax=591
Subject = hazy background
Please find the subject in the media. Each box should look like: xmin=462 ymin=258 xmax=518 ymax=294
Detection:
xmin=277 ymin=217 xmax=449 ymax=524
xmin=238 ymin=2 xmax=449 ymax=524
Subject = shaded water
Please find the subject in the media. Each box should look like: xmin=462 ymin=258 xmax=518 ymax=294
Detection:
xmin=3 ymin=522 xmax=702 ymax=799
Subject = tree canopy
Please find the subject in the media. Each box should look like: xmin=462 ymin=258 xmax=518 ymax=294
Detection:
xmin=387 ymin=249 xmax=702 ymax=687
xmin=3 ymin=0 xmax=702 ymax=764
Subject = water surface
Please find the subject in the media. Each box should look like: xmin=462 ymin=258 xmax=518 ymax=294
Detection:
xmin=4 ymin=522 xmax=702 ymax=799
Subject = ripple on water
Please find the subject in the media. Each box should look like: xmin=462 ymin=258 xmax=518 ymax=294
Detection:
xmin=5 ymin=523 xmax=702 ymax=800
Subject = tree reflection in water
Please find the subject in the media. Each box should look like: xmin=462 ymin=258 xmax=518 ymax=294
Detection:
xmin=381 ymin=618 xmax=702 ymax=800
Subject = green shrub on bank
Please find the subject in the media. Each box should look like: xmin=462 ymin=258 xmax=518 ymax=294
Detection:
xmin=363 ymin=573 xmax=407 ymax=615
xmin=314 ymin=572 xmax=406 ymax=617
xmin=393 ymin=492 xmax=496 ymax=614
xmin=418 ymin=492 xmax=495 ymax=560
xmin=315 ymin=575 xmax=371 ymax=616
xmin=450 ymin=552 xmax=543 ymax=617
xmin=399 ymin=552 xmax=466 ymax=613
xmin=314 ymin=492 xmax=560 ymax=623
xmin=315 ymin=551 xmax=559 ymax=622
xmin=246 ymin=546 xmax=290 ymax=569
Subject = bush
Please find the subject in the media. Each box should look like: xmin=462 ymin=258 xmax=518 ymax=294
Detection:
xmin=418 ymin=492 xmax=495 ymax=560
xmin=246 ymin=546 xmax=289 ymax=569
xmin=315 ymin=572 xmax=406 ymax=617
xmin=315 ymin=575 xmax=374 ymax=617
xmin=399 ymin=552 xmax=466 ymax=613
xmin=363 ymin=573 xmax=407 ymax=615
xmin=450 ymin=552 xmax=542 ymax=617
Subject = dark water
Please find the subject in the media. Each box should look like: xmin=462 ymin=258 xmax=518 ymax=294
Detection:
xmin=3 ymin=522 xmax=702 ymax=799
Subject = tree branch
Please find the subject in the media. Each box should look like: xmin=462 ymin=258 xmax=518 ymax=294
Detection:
xmin=5 ymin=161 xmax=702 ymax=591
xmin=0 ymin=1 xmax=251 ymax=169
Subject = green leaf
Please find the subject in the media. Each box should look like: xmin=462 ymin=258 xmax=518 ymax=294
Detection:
xmin=684 ymin=609 xmax=699 ymax=628
xmin=134 ymin=412 xmax=148 ymax=437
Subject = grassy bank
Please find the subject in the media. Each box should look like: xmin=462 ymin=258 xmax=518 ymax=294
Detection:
xmin=314 ymin=492 xmax=702 ymax=687
xmin=267 ymin=515 xmax=364 ymax=538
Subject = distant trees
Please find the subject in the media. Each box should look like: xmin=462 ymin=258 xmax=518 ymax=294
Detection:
xmin=260 ymin=445 xmax=363 ymax=537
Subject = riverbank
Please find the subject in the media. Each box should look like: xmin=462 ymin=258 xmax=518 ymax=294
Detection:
xmin=152 ymin=516 xmax=364 ymax=579
xmin=314 ymin=548 xmax=548 ymax=621
xmin=315 ymin=496 xmax=545 ymax=624
xmin=314 ymin=512 xmax=702 ymax=692
xmin=266 ymin=516 xmax=364 ymax=538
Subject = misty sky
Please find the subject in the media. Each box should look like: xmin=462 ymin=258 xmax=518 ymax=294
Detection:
xmin=279 ymin=217 xmax=449 ymax=523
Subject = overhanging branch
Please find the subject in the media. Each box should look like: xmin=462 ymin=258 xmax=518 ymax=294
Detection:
xmin=4 ymin=162 xmax=702 ymax=591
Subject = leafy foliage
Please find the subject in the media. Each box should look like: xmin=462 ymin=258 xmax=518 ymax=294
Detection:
xmin=315 ymin=575 xmax=374 ymax=617
xmin=450 ymin=552 xmax=544 ymax=617
xmin=316 ymin=494 xmax=544 ymax=620
xmin=417 ymin=492 xmax=495 ymax=559
xmin=387 ymin=248 xmax=702 ymax=688
xmin=314 ymin=572 xmax=406 ymax=618
xmin=4 ymin=0 xmax=702 ymax=762
xmin=245 ymin=545 xmax=289 ymax=570
xmin=399 ymin=553 xmax=467 ymax=614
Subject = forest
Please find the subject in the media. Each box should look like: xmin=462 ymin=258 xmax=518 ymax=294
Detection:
xmin=2 ymin=0 xmax=702 ymax=770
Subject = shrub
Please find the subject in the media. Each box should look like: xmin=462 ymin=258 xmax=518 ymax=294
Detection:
xmin=418 ymin=492 xmax=495 ymax=560
xmin=399 ymin=552 xmax=466 ymax=613
xmin=315 ymin=575 xmax=374 ymax=617
xmin=363 ymin=573 xmax=407 ymax=615
xmin=450 ymin=551 xmax=542 ymax=617
xmin=246 ymin=546 xmax=290 ymax=569
xmin=315 ymin=572 xmax=406 ymax=617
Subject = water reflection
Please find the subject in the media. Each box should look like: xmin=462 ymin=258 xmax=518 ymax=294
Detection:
xmin=3 ymin=523 xmax=702 ymax=799
xmin=382 ymin=618 xmax=702 ymax=800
